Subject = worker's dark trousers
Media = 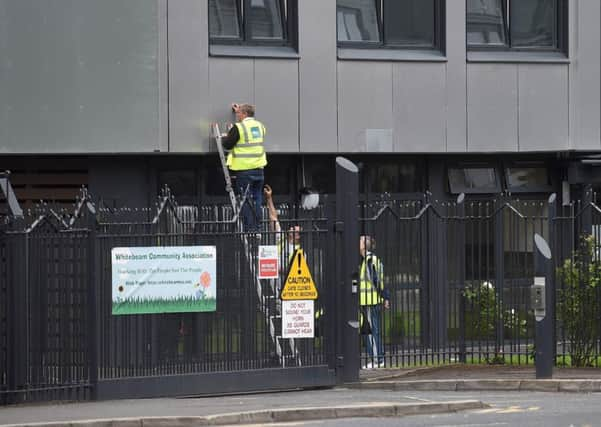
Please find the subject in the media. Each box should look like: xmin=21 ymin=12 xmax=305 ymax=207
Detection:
xmin=234 ymin=168 xmax=264 ymax=232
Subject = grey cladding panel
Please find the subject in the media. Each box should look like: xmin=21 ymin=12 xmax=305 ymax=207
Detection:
xmin=570 ymin=0 xmax=601 ymax=150
xmin=254 ymin=60 xmax=299 ymax=152
xmin=168 ymin=0 xmax=209 ymax=153
xmin=337 ymin=62 xmax=393 ymax=152
xmin=467 ymin=64 xmax=518 ymax=152
xmin=393 ymin=63 xmax=446 ymax=152
xmin=0 ymin=0 xmax=159 ymax=153
xmin=445 ymin=0 xmax=467 ymax=152
xmin=518 ymin=65 xmax=568 ymax=151
xmin=208 ymin=58 xmax=254 ymax=137
xmin=298 ymin=0 xmax=337 ymax=152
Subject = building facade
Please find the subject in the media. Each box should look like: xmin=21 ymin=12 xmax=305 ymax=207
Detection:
xmin=0 ymin=0 xmax=599 ymax=208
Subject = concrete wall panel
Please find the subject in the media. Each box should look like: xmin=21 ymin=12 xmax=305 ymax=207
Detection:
xmin=518 ymin=65 xmax=569 ymax=151
xmin=338 ymin=62 xmax=393 ymax=152
xmin=467 ymin=64 xmax=518 ymax=152
xmin=393 ymin=63 xmax=446 ymax=152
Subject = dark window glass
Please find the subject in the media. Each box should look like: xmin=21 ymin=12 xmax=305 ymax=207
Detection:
xmin=302 ymin=156 xmax=336 ymax=194
xmin=204 ymin=157 xmax=227 ymax=196
xmin=510 ymin=0 xmax=556 ymax=48
xmin=264 ymin=156 xmax=293 ymax=195
xmin=448 ymin=168 xmax=500 ymax=194
xmin=364 ymin=161 xmax=421 ymax=194
xmin=209 ymin=0 xmax=240 ymax=38
xmin=249 ymin=0 xmax=284 ymax=40
xmin=466 ymin=0 xmax=507 ymax=46
xmin=159 ymin=170 xmax=197 ymax=201
xmin=337 ymin=0 xmax=441 ymax=49
xmin=209 ymin=0 xmax=292 ymax=45
xmin=385 ymin=0 xmax=435 ymax=46
xmin=337 ymin=0 xmax=380 ymax=42
xmin=506 ymin=167 xmax=549 ymax=190
xmin=467 ymin=0 xmax=561 ymax=50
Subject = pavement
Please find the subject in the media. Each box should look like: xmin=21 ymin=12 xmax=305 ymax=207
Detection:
xmin=2 ymin=364 xmax=601 ymax=427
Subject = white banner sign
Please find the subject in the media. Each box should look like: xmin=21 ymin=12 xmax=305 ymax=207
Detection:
xmin=282 ymin=300 xmax=314 ymax=338
xmin=111 ymin=246 xmax=217 ymax=315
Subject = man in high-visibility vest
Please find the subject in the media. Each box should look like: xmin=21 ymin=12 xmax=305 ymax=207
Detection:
xmin=359 ymin=235 xmax=389 ymax=368
xmin=221 ymin=103 xmax=267 ymax=233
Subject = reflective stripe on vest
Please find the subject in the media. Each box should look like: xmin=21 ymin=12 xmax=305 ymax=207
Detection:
xmin=228 ymin=118 xmax=267 ymax=171
xmin=360 ymin=254 xmax=383 ymax=306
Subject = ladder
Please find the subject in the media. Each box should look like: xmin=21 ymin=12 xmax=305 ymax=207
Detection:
xmin=211 ymin=124 xmax=300 ymax=367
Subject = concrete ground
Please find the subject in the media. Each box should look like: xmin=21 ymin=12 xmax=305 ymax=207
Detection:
xmin=2 ymin=365 xmax=601 ymax=426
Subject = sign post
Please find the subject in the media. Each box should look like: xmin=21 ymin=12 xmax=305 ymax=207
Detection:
xmin=533 ymin=233 xmax=553 ymax=379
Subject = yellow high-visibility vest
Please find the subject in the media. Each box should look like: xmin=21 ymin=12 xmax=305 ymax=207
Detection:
xmin=227 ymin=117 xmax=267 ymax=171
xmin=359 ymin=253 xmax=384 ymax=306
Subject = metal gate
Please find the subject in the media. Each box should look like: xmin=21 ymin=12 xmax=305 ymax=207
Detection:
xmin=0 ymin=159 xmax=360 ymax=404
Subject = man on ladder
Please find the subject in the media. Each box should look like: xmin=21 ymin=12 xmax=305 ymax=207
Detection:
xmin=220 ymin=103 xmax=267 ymax=234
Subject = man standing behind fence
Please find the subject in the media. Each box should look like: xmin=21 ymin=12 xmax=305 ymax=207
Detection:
xmin=359 ymin=235 xmax=389 ymax=369
xmin=221 ymin=103 xmax=267 ymax=233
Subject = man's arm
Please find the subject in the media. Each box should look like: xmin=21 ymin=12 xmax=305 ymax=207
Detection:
xmin=264 ymin=185 xmax=281 ymax=233
xmin=221 ymin=125 xmax=239 ymax=150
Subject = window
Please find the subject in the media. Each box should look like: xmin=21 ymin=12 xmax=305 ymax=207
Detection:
xmin=448 ymin=167 xmax=501 ymax=194
xmin=505 ymin=167 xmax=551 ymax=192
xmin=466 ymin=0 xmax=567 ymax=51
xmin=209 ymin=0 xmax=296 ymax=46
xmin=337 ymin=0 xmax=444 ymax=50
xmin=159 ymin=170 xmax=197 ymax=203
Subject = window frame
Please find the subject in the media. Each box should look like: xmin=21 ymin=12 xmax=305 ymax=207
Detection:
xmin=447 ymin=163 xmax=502 ymax=195
xmin=466 ymin=0 xmax=568 ymax=53
xmin=209 ymin=0 xmax=298 ymax=48
xmin=336 ymin=0 xmax=445 ymax=52
xmin=503 ymin=161 xmax=553 ymax=193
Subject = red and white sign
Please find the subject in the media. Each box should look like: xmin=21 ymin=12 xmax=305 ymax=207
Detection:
xmin=258 ymin=245 xmax=279 ymax=279
xmin=282 ymin=300 xmax=314 ymax=338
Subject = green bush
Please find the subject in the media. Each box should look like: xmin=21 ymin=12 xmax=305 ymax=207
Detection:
xmin=556 ymin=235 xmax=601 ymax=367
xmin=462 ymin=282 xmax=529 ymax=341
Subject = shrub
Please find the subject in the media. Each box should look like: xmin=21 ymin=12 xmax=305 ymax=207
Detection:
xmin=556 ymin=235 xmax=601 ymax=367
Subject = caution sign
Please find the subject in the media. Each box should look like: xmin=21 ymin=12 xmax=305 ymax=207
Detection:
xmin=281 ymin=249 xmax=318 ymax=300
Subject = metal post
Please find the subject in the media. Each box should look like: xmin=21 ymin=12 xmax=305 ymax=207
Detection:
xmin=87 ymin=209 xmax=99 ymax=400
xmin=494 ymin=195 xmax=505 ymax=358
xmin=456 ymin=194 xmax=467 ymax=363
xmin=8 ymin=232 xmax=29 ymax=403
xmin=533 ymin=230 xmax=553 ymax=379
xmin=335 ymin=157 xmax=359 ymax=383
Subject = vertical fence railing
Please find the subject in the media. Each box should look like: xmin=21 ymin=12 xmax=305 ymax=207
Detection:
xmin=4 ymin=188 xmax=601 ymax=403
xmin=359 ymin=195 xmax=551 ymax=368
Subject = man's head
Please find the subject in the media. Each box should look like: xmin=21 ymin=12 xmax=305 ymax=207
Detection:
xmin=359 ymin=235 xmax=375 ymax=257
xmin=235 ymin=103 xmax=255 ymax=122
xmin=288 ymin=225 xmax=301 ymax=245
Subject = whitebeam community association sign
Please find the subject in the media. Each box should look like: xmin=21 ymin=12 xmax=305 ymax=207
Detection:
xmin=111 ymin=246 xmax=217 ymax=315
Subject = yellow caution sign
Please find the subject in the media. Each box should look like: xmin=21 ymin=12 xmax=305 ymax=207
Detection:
xmin=281 ymin=249 xmax=318 ymax=300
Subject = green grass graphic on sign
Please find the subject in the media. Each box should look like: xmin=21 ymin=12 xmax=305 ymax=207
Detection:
xmin=112 ymin=296 xmax=217 ymax=315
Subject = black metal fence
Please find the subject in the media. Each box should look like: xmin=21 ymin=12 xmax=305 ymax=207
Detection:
xmin=359 ymin=192 xmax=601 ymax=369
xmin=2 ymin=186 xmax=601 ymax=404
xmin=0 ymin=190 xmax=336 ymax=404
